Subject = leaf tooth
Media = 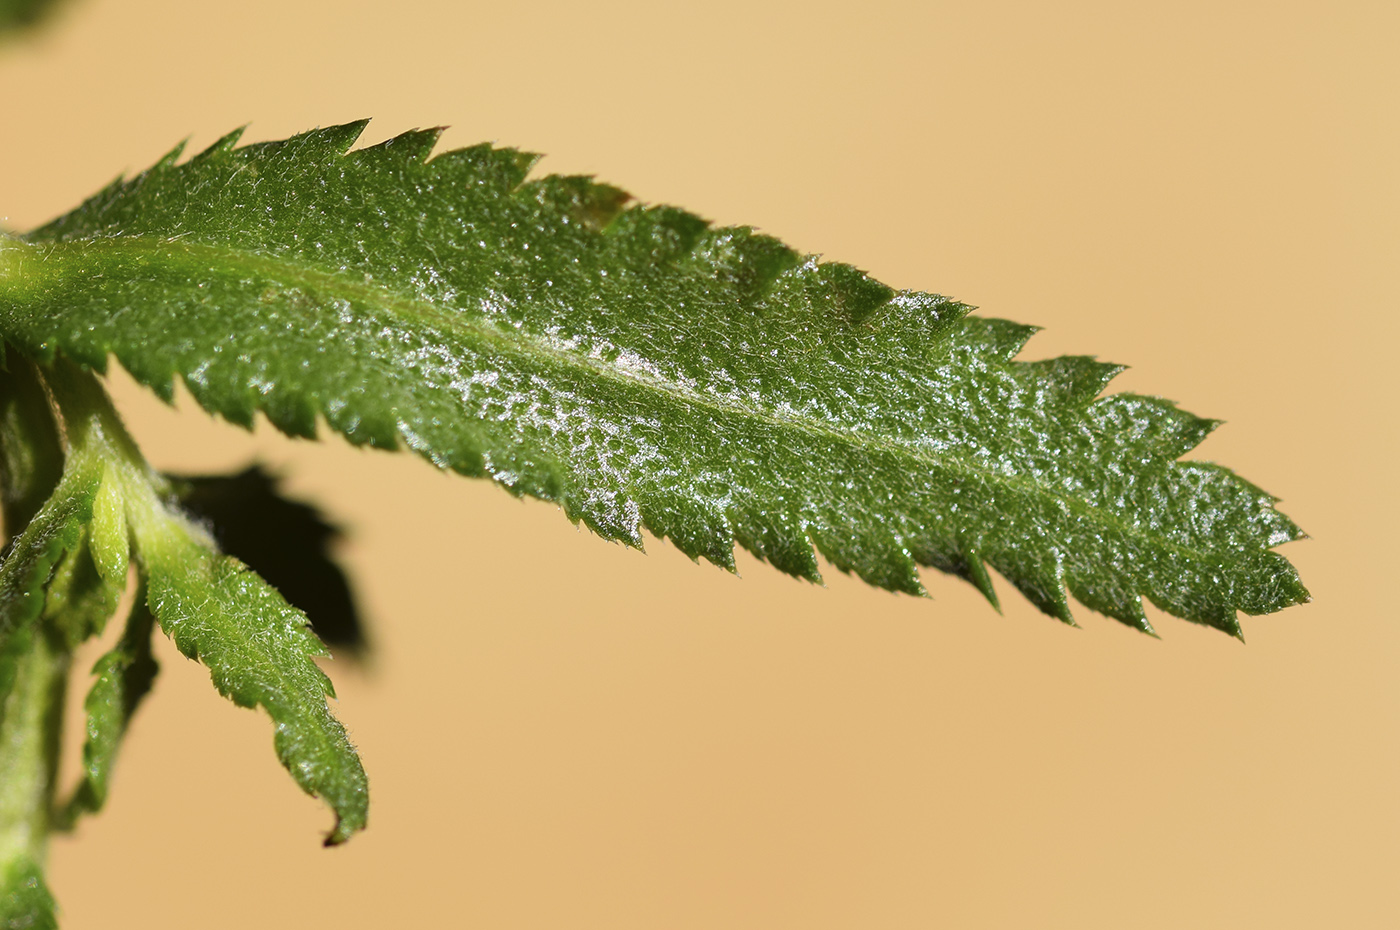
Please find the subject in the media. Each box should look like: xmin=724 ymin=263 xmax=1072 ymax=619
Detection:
xmin=1233 ymin=550 xmax=1311 ymax=616
xmin=953 ymin=317 xmax=1041 ymax=363
xmin=1218 ymin=612 xmax=1246 ymax=642
xmin=989 ymin=548 xmax=1075 ymax=626
xmin=686 ymin=227 xmax=800 ymax=301
xmin=521 ymin=175 xmax=632 ymax=233
xmin=348 ymin=126 xmax=445 ymax=166
xmin=604 ymin=204 xmax=711 ymax=265
xmin=731 ymin=507 xmax=821 ymax=584
xmin=640 ymin=496 xmax=736 ymax=571
xmin=804 ymin=262 xmax=897 ymax=325
xmin=1088 ymin=394 xmax=1221 ymax=460
xmin=1140 ymin=551 xmax=1307 ymax=639
xmin=872 ymin=550 xmax=926 ymax=598
xmin=562 ymin=484 xmax=645 ymax=548
xmin=916 ymin=541 xmax=1002 ymax=611
xmin=811 ymin=527 xmax=925 ymax=597
xmin=867 ymin=292 xmax=973 ymax=348
xmin=1160 ymin=461 xmax=1307 ymax=551
xmin=963 ymin=548 xmax=1000 ymax=610
xmin=289 ymin=119 xmax=372 ymax=158
xmin=180 ymin=370 xmax=256 ymax=430
xmin=1148 ymin=590 xmax=1243 ymax=640
xmin=261 ymin=389 xmax=320 ymax=440
xmin=430 ymin=142 xmax=540 ymax=191
xmin=99 ymin=353 xmax=175 ymax=405
xmin=188 ymin=125 xmax=247 ymax=165
xmin=1066 ymin=573 xmax=1156 ymax=636
xmin=322 ymin=398 xmax=399 ymax=450
xmin=1016 ymin=355 xmax=1126 ymax=407
xmin=151 ymin=138 xmax=189 ymax=172
xmin=58 ymin=344 xmax=109 ymax=375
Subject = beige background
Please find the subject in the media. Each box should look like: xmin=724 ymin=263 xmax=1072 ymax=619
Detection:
xmin=1 ymin=1 xmax=1394 ymax=927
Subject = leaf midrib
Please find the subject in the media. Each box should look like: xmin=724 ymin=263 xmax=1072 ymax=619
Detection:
xmin=19 ymin=233 xmax=1228 ymax=571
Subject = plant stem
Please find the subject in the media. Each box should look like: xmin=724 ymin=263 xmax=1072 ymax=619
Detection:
xmin=0 ymin=622 xmax=66 ymax=909
xmin=0 ymin=357 xmax=73 ymax=927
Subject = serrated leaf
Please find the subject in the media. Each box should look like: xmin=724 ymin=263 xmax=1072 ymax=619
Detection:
xmin=169 ymin=466 xmax=365 ymax=653
xmin=130 ymin=501 xmax=367 ymax=844
xmin=41 ymin=358 xmax=368 ymax=844
xmin=58 ymin=585 xmax=157 ymax=825
xmin=0 ymin=122 xmax=1308 ymax=634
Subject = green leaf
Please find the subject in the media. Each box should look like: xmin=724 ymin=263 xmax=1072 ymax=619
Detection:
xmin=0 ymin=856 xmax=55 ymax=930
xmin=131 ymin=503 xmax=367 ymax=844
xmin=58 ymin=585 xmax=157 ymax=825
xmin=0 ymin=355 xmax=64 ymax=540
xmin=0 ymin=460 xmax=98 ymax=713
xmin=0 ymin=122 xmax=1308 ymax=634
xmin=39 ymin=525 xmax=121 ymax=650
xmin=42 ymin=359 xmax=368 ymax=844
xmin=169 ymin=466 xmax=365 ymax=653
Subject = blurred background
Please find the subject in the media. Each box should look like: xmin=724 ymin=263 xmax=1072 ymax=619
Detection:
xmin=1 ymin=1 xmax=1393 ymax=927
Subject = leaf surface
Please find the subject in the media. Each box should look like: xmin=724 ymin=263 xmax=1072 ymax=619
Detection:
xmin=0 ymin=461 xmax=97 ymax=714
xmin=60 ymin=586 xmax=158 ymax=825
xmin=131 ymin=504 xmax=367 ymax=844
xmin=0 ymin=122 xmax=1308 ymax=633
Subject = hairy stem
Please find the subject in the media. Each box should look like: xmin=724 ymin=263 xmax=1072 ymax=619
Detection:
xmin=0 ymin=623 xmax=65 ymax=913
xmin=0 ymin=357 xmax=89 ymax=926
xmin=44 ymin=358 xmax=152 ymax=485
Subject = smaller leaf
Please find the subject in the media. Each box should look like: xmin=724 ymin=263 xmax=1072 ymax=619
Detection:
xmin=131 ymin=503 xmax=368 ymax=845
xmin=0 ymin=354 xmax=64 ymax=537
xmin=43 ymin=357 xmax=368 ymax=844
xmin=87 ymin=462 xmax=129 ymax=584
xmin=0 ymin=460 xmax=98 ymax=712
xmin=0 ymin=856 xmax=56 ymax=930
xmin=39 ymin=525 xmax=122 ymax=650
xmin=58 ymin=584 xmax=158 ymax=825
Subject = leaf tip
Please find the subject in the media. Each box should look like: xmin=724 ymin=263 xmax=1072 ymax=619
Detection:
xmin=322 ymin=813 xmax=365 ymax=847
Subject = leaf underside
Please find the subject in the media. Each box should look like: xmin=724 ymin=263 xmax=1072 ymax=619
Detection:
xmin=0 ymin=121 xmax=1307 ymax=635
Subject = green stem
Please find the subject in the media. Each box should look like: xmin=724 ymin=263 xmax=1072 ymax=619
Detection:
xmin=0 ymin=354 xmax=67 ymax=887
xmin=43 ymin=357 xmax=151 ymax=483
xmin=0 ymin=356 xmax=92 ymax=927
xmin=0 ymin=623 xmax=65 ymax=890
